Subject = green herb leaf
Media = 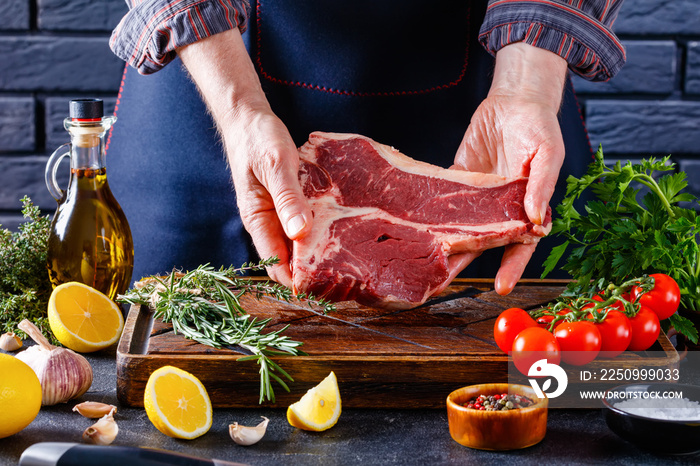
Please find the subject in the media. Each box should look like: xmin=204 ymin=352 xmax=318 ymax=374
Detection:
xmin=0 ymin=197 xmax=55 ymax=342
xmin=542 ymin=147 xmax=699 ymax=342
xmin=540 ymin=241 xmax=569 ymax=279
xmin=668 ymin=314 xmax=698 ymax=345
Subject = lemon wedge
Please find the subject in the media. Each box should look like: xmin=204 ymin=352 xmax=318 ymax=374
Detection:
xmin=48 ymin=281 xmax=125 ymax=353
xmin=287 ymin=371 xmax=341 ymax=431
xmin=143 ymin=365 xmax=212 ymax=439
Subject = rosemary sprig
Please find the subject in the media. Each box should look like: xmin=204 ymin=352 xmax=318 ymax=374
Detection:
xmin=117 ymin=259 xmax=335 ymax=403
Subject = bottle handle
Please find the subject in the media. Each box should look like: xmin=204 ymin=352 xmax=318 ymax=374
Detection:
xmin=45 ymin=143 xmax=71 ymax=201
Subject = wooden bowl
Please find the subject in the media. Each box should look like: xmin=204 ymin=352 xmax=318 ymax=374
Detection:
xmin=446 ymin=383 xmax=548 ymax=450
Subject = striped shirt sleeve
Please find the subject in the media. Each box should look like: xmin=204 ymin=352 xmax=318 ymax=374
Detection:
xmin=110 ymin=0 xmax=250 ymax=75
xmin=479 ymin=0 xmax=626 ymax=81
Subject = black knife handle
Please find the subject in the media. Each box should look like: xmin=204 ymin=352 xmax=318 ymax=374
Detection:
xmin=20 ymin=443 xmax=246 ymax=466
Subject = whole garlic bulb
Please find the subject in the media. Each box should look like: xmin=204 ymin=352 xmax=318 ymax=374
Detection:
xmin=16 ymin=320 xmax=93 ymax=406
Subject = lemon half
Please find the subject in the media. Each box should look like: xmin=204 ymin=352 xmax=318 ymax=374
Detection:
xmin=48 ymin=281 xmax=124 ymax=353
xmin=144 ymin=365 xmax=212 ymax=439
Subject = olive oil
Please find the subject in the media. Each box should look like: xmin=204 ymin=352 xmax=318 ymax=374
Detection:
xmin=46 ymin=100 xmax=133 ymax=299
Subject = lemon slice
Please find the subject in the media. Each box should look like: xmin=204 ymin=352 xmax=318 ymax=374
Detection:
xmin=48 ymin=281 xmax=125 ymax=353
xmin=287 ymin=371 xmax=341 ymax=431
xmin=143 ymin=365 xmax=212 ymax=439
xmin=0 ymin=354 xmax=42 ymax=438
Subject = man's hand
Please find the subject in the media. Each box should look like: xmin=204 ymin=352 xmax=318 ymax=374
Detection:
xmin=453 ymin=42 xmax=568 ymax=295
xmin=178 ymin=29 xmax=312 ymax=287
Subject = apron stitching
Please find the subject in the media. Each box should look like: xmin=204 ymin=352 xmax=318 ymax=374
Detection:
xmin=106 ymin=63 xmax=129 ymax=154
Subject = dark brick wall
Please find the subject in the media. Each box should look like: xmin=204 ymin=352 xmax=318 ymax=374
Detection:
xmin=0 ymin=0 xmax=30 ymax=31
xmin=571 ymin=0 xmax=700 ymax=197
xmin=1 ymin=0 xmax=699 ymax=231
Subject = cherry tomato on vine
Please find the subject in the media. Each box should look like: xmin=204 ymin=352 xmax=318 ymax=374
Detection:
xmin=553 ymin=321 xmax=601 ymax=366
xmin=631 ymin=273 xmax=680 ymax=320
xmin=493 ymin=308 xmax=537 ymax=353
xmin=511 ymin=327 xmax=561 ymax=376
xmin=536 ymin=314 xmax=555 ymax=329
xmin=583 ymin=293 xmax=629 ymax=312
xmin=627 ymin=306 xmax=661 ymax=351
xmin=617 ymin=293 xmax=631 ymax=308
xmin=536 ymin=309 xmax=570 ymax=330
xmin=588 ymin=309 xmax=632 ymax=358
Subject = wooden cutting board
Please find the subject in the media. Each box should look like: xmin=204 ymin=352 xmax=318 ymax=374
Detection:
xmin=116 ymin=279 xmax=679 ymax=408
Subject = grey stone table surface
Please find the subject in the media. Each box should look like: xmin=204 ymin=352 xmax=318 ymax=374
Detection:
xmin=1 ymin=348 xmax=699 ymax=466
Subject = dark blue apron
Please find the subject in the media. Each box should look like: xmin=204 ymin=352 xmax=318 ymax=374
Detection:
xmin=108 ymin=0 xmax=591 ymax=282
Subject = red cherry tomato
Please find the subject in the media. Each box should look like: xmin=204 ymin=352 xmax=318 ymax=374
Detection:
xmin=627 ymin=306 xmax=661 ymax=351
xmin=553 ymin=321 xmax=601 ymax=366
xmin=493 ymin=308 xmax=537 ymax=353
xmin=589 ymin=309 xmax=632 ymax=358
xmin=631 ymin=273 xmax=681 ymax=320
xmin=511 ymin=327 xmax=561 ymax=376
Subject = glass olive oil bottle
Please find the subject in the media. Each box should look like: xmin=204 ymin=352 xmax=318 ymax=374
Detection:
xmin=45 ymin=99 xmax=133 ymax=299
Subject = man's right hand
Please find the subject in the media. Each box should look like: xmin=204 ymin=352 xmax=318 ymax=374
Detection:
xmin=223 ymin=102 xmax=312 ymax=288
xmin=178 ymin=28 xmax=312 ymax=287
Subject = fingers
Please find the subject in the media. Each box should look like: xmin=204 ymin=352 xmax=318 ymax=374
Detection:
xmin=239 ymin=153 xmax=312 ymax=287
xmin=255 ymin=144 xmax=313 ymax=242
xmin=436 ymin=244 xmax=536 ymax=298
xmin=267 ymin=172 xmax=312 ymax=241
xmin=253 ymin=145 xmax=312 ymax=287
xmin=524 ymin=138 xmax=565 ymax=225
xmin=430 ymin=252 xmax=482 ymax=296
xmin=232 ymin=183 xmax=296 ymax=287
xmin=494 ymin=242 xmax=537 ymax=295
xmin=227 ymin=116 xmax=311 ymax=287
xmin=446 ymin=252 xmax=480 ymax=283
xmin=237 ymin=198 xmax=294 ymax=287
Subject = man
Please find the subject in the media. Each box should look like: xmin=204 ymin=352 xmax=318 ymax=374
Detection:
xmin=108 ymin=0 xmax=625 ymax=293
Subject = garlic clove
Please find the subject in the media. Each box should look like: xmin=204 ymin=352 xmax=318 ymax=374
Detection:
xmin=0 ymin=332 xmax=22 ymax=351
xmin=73 ymin=401 xmax=117 ymax=418
xmin=229 ymin=416 xmax=269 ymax=446
xmin=83 ymin=408 xmax=118 ymax=445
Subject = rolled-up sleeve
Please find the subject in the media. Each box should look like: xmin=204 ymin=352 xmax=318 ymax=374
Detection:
xmin=110 ymin=0 xmax=250 ymax=75
xmin=479 ymin=0 xmax=626 ymax=81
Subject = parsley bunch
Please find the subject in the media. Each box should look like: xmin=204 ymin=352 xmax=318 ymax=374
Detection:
xmin=542 ymin=147 xmax=699 ymax=344
xmin=0 ymin=196 xmax=54 ymax=340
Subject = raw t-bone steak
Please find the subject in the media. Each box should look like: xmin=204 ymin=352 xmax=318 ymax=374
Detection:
xmin=291 ymin=132 xmax=551 ymax=309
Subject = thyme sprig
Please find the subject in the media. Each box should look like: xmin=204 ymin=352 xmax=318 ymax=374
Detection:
xmin=117 ymin=259 xmax=335 ymax=403
xmin=0 ymin=196 xmax=54 ymax=342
